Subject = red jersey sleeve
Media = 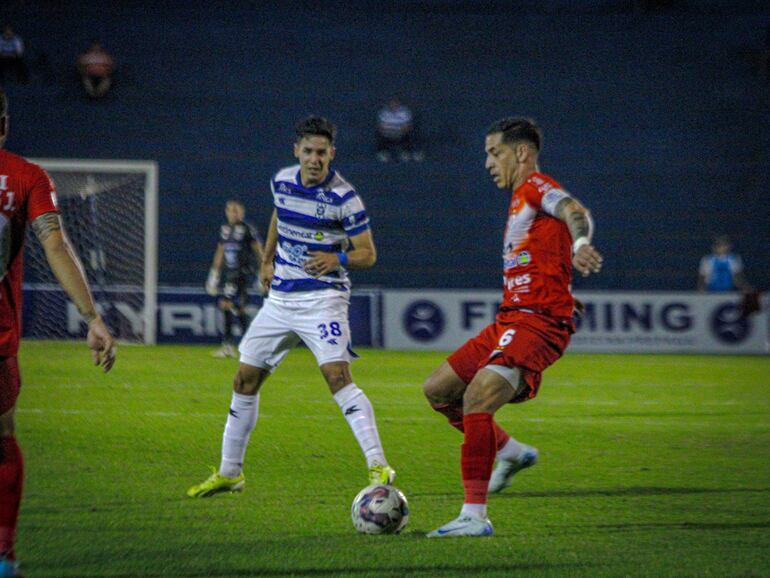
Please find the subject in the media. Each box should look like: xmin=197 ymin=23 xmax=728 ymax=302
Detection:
xmin=523 ymin=173 xmax=572 ymax=217
xmin=26 ymin=165 xmax=59 ymax=223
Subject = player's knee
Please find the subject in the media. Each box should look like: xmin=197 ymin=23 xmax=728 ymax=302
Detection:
xmin=320 ymin=362 xmax=352 ymax=394
xmin=422 ymin=373 xmax=446 ymax=405
xmin=463 ymin=374 xmax=515 ymax=414
xmin=233 ymin=366 xmax=266 ymax=395
xmin=422 ymin=366 xmax=462 ymax=405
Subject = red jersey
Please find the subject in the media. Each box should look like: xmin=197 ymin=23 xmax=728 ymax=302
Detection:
xmin=0 ymin=150 xmax=59 ymax=356
xmin=499 ymin=171 xmax=574 ymax=322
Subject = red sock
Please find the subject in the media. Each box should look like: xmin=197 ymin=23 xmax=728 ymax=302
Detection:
xmin=431 ymin=402 xmax=511 ymax=450
xmin=0 ymin=436 xmax=23 ymax=559
xmin=461 ymin=413 xmax=496 ymax=505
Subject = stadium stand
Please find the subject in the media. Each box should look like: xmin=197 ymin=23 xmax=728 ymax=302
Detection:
xmin=1 ymin=0 xmax=767 ymax=290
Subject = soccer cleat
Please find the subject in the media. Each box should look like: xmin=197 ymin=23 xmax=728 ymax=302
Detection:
xmin=368 ymin=462 xmax=396 ymax=485
xmin=488 ymin=446 xmax=539 ymax=494
xmin=426 ymin=515 xmax=494 ymax=538
xmin=186 ymin=467 xmax=245 ymax=498
xmin=0 ymin=556 xmax=20 ymax=578
xmin=211 ymin=344 xmax=235 ymax=358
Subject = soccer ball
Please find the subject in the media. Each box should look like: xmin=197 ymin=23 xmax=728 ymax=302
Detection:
xmin=351 ymin=484 xmax=409 ymax=534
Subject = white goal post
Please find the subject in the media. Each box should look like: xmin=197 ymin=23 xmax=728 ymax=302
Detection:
xmin=24 ymin=159 xmax=158 ymax=344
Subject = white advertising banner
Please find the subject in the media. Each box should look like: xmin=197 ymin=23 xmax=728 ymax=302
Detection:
xmin=382 ymin=290 xmax=769 ymax=354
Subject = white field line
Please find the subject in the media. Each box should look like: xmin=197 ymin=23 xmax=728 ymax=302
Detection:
xmin=15 ymin=407 xmax=769 ymax=428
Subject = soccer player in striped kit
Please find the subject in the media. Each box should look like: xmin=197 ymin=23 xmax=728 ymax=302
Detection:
xmin=424 ymin=117 xmax=603 ymax=537
xmin=188 ymin=116 xmax=395 ymax=498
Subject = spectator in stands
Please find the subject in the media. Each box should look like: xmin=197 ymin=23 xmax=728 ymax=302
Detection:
xmin=0 ymin=25 xmax=28 ymax=84
xmin=376 ymin=98 xmax=423 ymax=162
xmin=77 ymin=42 xmax=114 ymax=99
xmin=697 ymin=236 xmax=752 ymax=293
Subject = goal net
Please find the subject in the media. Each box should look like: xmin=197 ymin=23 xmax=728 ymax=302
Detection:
xmin=23 ymin=159 xmax=158 ymax=344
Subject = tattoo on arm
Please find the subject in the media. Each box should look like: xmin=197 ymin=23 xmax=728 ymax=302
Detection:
xmin=555 ymin=198 xmax=591 ymax=241
xmin=31 ymin=212 xmax=62 ymax=243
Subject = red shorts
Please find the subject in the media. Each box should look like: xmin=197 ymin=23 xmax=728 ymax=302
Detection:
xmin=447 ymin=311 xmax=571 ymax=403
xmin=0 ymin=356 xmax=20 ymax=414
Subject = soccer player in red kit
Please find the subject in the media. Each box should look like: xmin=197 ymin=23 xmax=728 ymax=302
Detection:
xmin=425 ymin=117 xmax=603 ymax=537
xmin=0 ymin=89 xmax=116 ymax=576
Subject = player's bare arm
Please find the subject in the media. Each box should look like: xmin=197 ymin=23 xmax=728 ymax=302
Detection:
xmin=206 ymin=244 xmax=224 ymax=295
xmin=259 ymin=209 xmax=278 ymax=293
xmin=251 ymin=238 xmax=265 ymax=264
xmin=305 ymin=229 xmax=376 ymax=277
xmin=554 ymin=197 xmax=603 ymax=277
xmin=211 ymin=244 xmax=224 ymax=271
xmin=33 ymin=212 xmax=116 ymax=372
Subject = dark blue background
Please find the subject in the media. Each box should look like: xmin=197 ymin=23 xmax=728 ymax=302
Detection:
xmin=3 ymin=0 xmax=768 ymax=291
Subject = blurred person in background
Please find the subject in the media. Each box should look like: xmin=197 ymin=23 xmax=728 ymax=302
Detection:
xmin=0 ymin=26 xmax=28 ymax=85
xmin=376 ymin=98 xmax=423 ymax=162
xmin=697 ymin=236 xmax=751 ymax=293
xmin=206 ymin=200 xmax=264 ymax=359
xmin=76 ymin=42 xmax=114 ymax=99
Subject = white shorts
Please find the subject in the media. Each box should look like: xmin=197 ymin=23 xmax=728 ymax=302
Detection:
xmin=238 ymin=294 xmax=357 ymax=371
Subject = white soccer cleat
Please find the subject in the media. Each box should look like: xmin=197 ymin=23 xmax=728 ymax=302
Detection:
xmin=426 ymin=515 xmax=493 ymax=538
xmin=211 ymin=344 xmax=235 ymax=358
xmin=488 ymin=446 xmax=538 ymax=494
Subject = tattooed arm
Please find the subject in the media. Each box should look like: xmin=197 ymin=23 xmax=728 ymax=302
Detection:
xmin=32 ymin=212 xmax=116 ymax=371
xmin=554 ymin=197 xmax=603 ymax=278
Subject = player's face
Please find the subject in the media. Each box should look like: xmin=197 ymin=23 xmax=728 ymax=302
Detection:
xmin=294 ymin=136 xmax=335 ymax=187
xmin=485 ymin=132 xmax=518 ymax=190
xmin=225 ymin=203 xmax=244 ymax=224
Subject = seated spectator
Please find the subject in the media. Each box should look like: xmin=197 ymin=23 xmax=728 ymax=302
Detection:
xmin=77 ymin=42 xmax=114 ymax=98
xmin=376 ymin=98 xmax=423 ymax=162
xmin=0 ymin=25 xmax=29 ymax=84
xmin=697 ymin=236 xmax=752 ymax=293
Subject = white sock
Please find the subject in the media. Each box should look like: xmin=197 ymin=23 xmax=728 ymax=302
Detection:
xmin=497 ymin=437 xmax=526 ymax=462
xmin=461 ymin=503 xmax=487 ymax=520
xmin=219 ymin=391 xmax=259 ymax=478
xmin=333 ymin=383 xmax=387 ymax=467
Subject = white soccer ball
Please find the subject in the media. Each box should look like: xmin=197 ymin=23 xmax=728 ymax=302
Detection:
xmin=351 ymin=484 xmax=409 ymax=535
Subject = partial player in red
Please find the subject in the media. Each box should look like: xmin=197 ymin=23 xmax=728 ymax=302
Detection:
xmin=0 ymin=89 xmax=116 ymax=577
xmin=424 ymin=117 xmax=603 ymax=538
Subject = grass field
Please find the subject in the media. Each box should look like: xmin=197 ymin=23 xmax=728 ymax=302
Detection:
xmin=13 ymin=341 xmax=770 ymax=577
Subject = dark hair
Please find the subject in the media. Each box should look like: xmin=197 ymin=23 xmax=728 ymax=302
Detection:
xmin=226 ymin=199 xmax=244 ymax=208
xmin=295 ymin=115 xmax=336 ymax=143
xmin=487 ymin=116 xmax=542 ymax=151
xmin=0 ymin=88 xmax=6 ymax=117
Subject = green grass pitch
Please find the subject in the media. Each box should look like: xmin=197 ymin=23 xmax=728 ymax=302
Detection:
xmin=14 ymin=341 xmax=770 ymax=577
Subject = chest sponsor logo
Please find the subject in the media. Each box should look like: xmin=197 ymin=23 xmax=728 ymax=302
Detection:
xmin=504 ymin=273 xmax=531 ymax=291
xmin=281 ymin=241 xmax=308 ymax=265
xmin=503 ymin=251 xmax=532 ymax=270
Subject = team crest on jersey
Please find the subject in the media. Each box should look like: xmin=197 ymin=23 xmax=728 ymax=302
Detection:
xmin=220 ymin=225 xmax=230 ymax=237
xmin=234 ymin=225 xmax=245 ymax=240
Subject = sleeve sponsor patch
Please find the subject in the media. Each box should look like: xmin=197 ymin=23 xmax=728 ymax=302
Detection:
xmin=541 ymin=188 xmax=571 ymax=216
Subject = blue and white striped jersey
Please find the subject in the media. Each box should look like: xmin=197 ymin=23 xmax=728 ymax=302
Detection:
xmin=269 ymin=165 xmax=370 ymax=299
